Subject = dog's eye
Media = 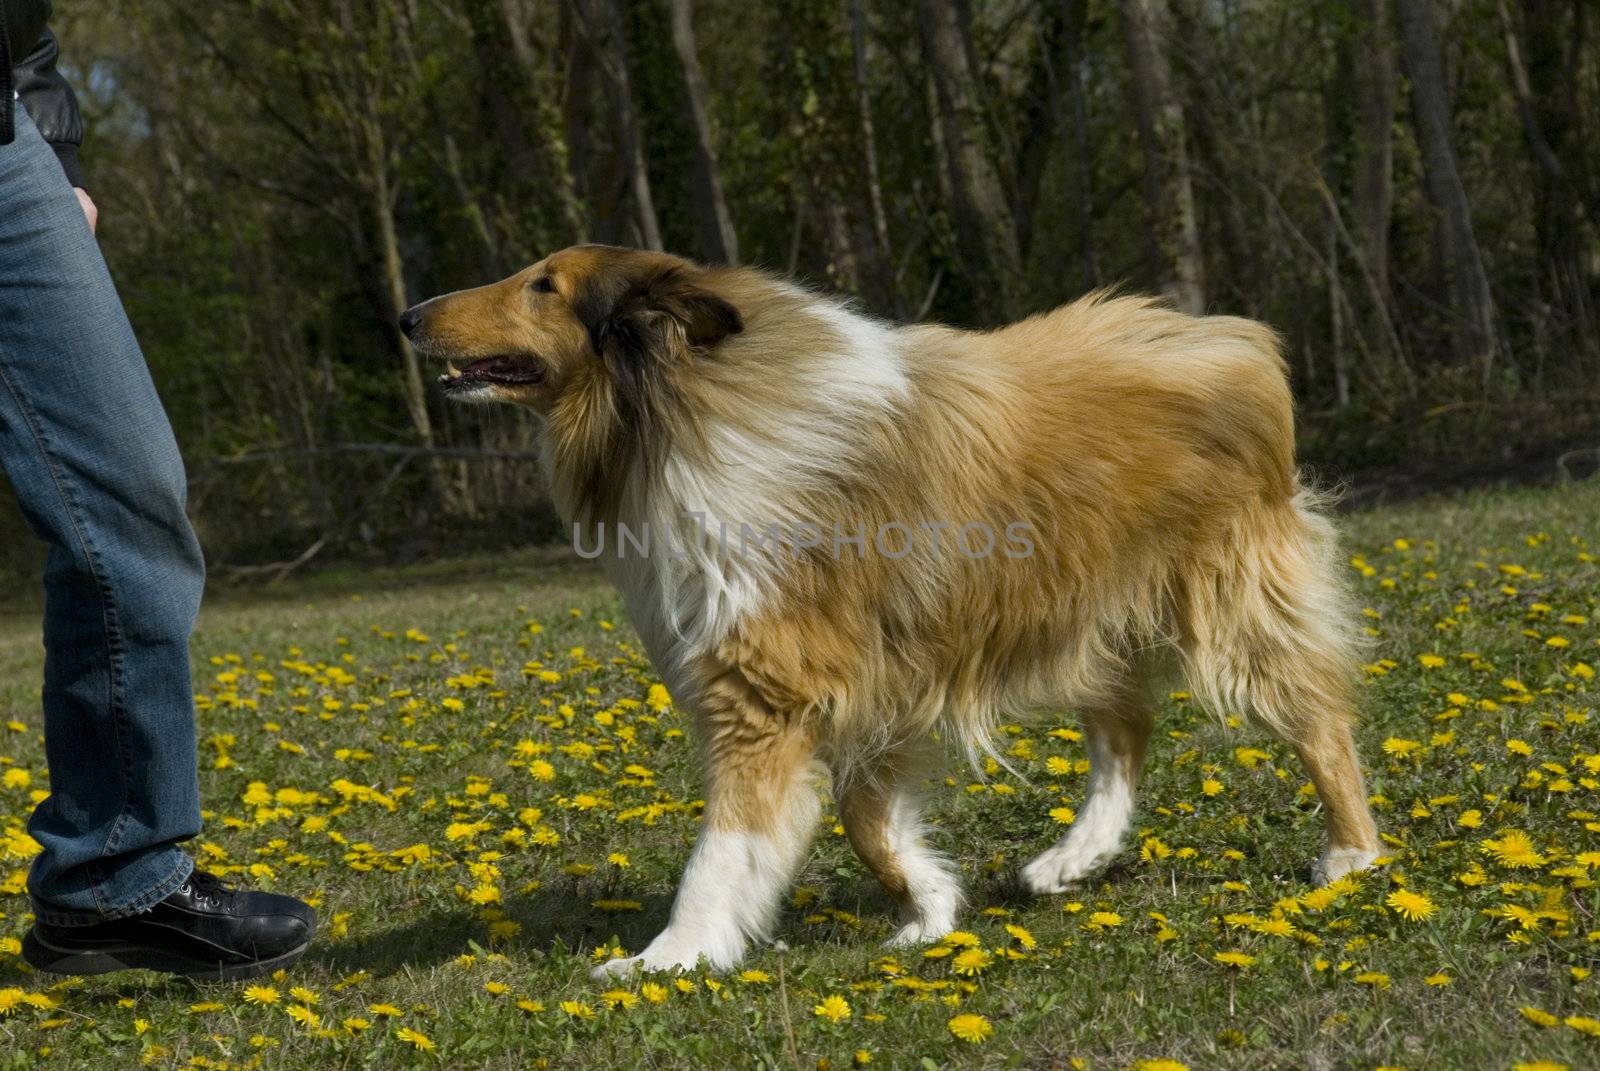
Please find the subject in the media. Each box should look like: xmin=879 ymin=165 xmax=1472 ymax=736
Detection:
xmin=531 ymin=277 xmax=556 ymax=294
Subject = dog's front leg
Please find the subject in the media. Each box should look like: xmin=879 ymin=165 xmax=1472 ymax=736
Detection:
xmin=593 ymin=686 xmax=821 ymax=978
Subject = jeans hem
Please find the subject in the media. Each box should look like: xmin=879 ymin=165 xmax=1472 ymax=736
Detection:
xmin=32 ymin=852 xmax=194 ymax=927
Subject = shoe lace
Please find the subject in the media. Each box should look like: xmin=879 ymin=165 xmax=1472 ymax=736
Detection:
xmin=184 ymin=869 xmax=237 ymax=908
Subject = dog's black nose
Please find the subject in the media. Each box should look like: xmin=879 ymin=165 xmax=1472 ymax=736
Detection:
xmin=398 ymin=305 xmax=423 ymax=338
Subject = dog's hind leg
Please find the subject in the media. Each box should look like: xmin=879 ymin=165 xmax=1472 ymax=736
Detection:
xmin=1178 ymin=495 xmax=1381 ymax=885
xmin=592 ymin=670 xmax=822 ymax=979
xmin=1292 ymin=715 xmax=1382 ymax=883
xmin=837 ymin=747 xmax=964 ymax=946
xmin=1021 ymin=692 xmax=1154 ymax=894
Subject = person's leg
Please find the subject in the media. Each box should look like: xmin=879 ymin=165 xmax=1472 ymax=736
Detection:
xmin=0 ymin=108 xmax=203 ymax=922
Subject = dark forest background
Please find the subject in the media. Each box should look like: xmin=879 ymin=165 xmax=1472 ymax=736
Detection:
xmin=9 ymin=0 xmax=1598 ymax=577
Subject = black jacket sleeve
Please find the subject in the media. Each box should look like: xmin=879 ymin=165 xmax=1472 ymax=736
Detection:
xmin=14 ymin=26 xmax=84 ymax=187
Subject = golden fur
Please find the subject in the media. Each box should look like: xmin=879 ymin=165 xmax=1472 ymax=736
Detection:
xmin=403 ymin=245 xmax=1382 ymax=973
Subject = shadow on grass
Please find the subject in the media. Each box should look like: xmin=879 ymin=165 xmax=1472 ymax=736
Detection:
xmin=310 ymin=885 xmax=677 ymax=976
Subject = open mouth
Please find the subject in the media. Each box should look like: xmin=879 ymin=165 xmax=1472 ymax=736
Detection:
xmin=437 ymin=355 xmax=545 ymax=393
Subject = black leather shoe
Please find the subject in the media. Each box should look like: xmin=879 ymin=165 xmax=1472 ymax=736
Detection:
xmin=23 ymin=869 xmax=316 ymax=981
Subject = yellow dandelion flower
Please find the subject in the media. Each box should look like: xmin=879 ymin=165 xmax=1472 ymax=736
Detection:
xmin=1385 ymin=889 xmax=1438 ymax=922
xmin=946 ymin=1013 xmax=993 ymax=1042
xmin=241 ymin=985 xmax=279 ymax=1006
xmin=951 ymin=948 xmax=993 ymax=975
xmin=1213 ymin=951 xmax=1255 ymax=968
xmin=814 ymin=995 xmax=852 ymax=1023
xmin=1424 ymin=973 xmax=1452 ymax=986
xmin=1483 ymin=830 xmax=1546 ymax=868
xmin=600 ymin=989 xmax=639 ymax=1010
xmin=560 ymin=1000 xmax=595 ymax=1020
xmin=1252 ymin=917 xmax=1295 ymax=938
xmin=1301 ymin=885 xmax=1341 ymax=911
xmin=395 ymin=1027 xmax=435 ymax=1051
xmin=1565 ymin=1016 xmax=1600 ymax=1037
xmin=1353 ymin=971 xmax=1390 ymax=989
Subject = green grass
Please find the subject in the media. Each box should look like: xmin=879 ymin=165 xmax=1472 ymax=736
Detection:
xmin=1 ymin=482 xmax=1598 ymax=1070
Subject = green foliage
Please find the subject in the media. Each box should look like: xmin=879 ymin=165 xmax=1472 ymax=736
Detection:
xmin=24 ymin=0 xmax=1600 ymax=569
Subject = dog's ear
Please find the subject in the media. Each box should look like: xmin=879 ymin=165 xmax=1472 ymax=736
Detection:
xmin=576 ymin=264 xmax=743 ymax=361
xmin=640 ymin=268 xmax=744 ymax=351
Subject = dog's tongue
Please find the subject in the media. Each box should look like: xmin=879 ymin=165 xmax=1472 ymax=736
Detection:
xmin=456 ymin=356 xmax=544 ymax=384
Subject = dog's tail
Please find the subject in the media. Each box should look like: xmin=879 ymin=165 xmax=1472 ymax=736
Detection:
xmin=1176 ymin=480 xmax=1362 ymax=744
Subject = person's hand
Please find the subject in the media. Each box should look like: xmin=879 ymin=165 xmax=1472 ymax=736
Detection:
xmin=73 ymin=188 xmax=98 ymax=233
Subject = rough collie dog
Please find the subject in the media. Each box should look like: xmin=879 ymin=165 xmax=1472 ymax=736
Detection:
xmin=400 ymin=244 xmax=1381 ymax=977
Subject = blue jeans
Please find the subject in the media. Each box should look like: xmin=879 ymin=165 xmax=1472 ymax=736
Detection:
xmin=1 ymin=108 xmax=202 ymax=923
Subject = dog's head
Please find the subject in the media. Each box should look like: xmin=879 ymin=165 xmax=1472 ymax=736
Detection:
xmin=399 ymin=244 xmax=743 ymax=414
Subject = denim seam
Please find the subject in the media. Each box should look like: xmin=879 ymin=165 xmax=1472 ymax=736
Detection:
xmin=0 ymin=349 xmax=137 ymax=914
xmin=34 ymin=852 xmax=193 ymax=926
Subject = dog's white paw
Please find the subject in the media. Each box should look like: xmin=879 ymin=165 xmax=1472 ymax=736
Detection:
xmin=589 ymin=947 xmax=704 ymax=980
xmin=1311 ymin=845 xmax=1380 ymax=886
xmin=1020 ymin=840 xmax=1114 ymax=894
xmin=590 ymin=954 xmax=651 ymax=981
xmin=588 ymin=927 xmax=742 ymax=979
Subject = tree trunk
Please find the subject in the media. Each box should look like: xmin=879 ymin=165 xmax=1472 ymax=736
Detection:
xmin=395 ymin=2 xmax=498 ymax=272
xmin=1119 ymin=0 xmax=1205 ymax=315
xmin=363 ymin=121 xmax=431 ymax=452
xmin=598 ymin=0 xmax=663 ymax=251
xmin=1346 ymin=0 xmax=1396 ymax=309
xmin=916 ymin=0 xmax=1026 ymax=322
xmin=1173 ymin=1 xmax=1256 ymax=313
xmin=1013 ymin=2 xmax=1065 ymax=261
xmin=668 ymin=0 xmax=738 ymax=264
xmin=1496 ymin=0 xmax=1597 ymax=355
xmin=1061 ymin=0 xmax=1098 ymax=292
xmin=847 ymin=0 xmax=900 ymax=314
xmin=558 ymin=0 xmax=607 ymax=238
xmin=1397 ymin=0 xmax=1501 ymax=381
xmin=1501 ymin=0 xmax=1599 ymax=228
xmin=850 ymin=0 xmax=891 ymax=269
xmin=495 ymin=0 xmax=587 ymax=245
